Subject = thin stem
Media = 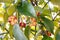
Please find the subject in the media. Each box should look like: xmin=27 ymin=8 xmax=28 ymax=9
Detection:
xmin=52 ymin=11 xmax=60 ymax=21
xmin=0 ymin=28 xmax=9 ymax=35
xmin=34 ymin=26 xmax=37 ymax=40
xmin=42 ymin=0 xmax=50 ymax=9
xmin=36 ymin=30 xmax=41 ymax=37
xmin=5 ymin=28 xmax=9 ymax=33
xmin=35 ymin=26 xmax=36 ymax=36
xmin=0 ymin=32 xmax=8 ymax=35
xmin=31 ymin=31 xmax=35 ymax=36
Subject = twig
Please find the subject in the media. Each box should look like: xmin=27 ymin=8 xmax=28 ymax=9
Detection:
xmin=31 ymin=31 xmax=35 ymax=36
xmin=0 ymin=28 xmax=9 ymax=35
xmin=35 ymin=26 xmax=36 ymax=36
xmin=5 ymin=28 xmax=9 ymax=33
xmin=36 ymin=30 xmax=41 ymax=37
xmin=0 ymin=32 xmax=8 ymax=35
xmin=52 ymin=11 xmax=60 ymax=21
xmin=34 ymin=26 xmax=37 ymax=40
xmin=42 ymin=0 xmax=50 ymax=9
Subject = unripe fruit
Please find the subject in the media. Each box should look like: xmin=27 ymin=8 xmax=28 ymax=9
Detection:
xmin=19 ymin=22 xmax=26 ymax=28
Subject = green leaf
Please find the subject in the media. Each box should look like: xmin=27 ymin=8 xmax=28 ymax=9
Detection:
xmin=42 ymin=35 xmax=53 ymax=40
xmin=9 ymin=24 xmax=13 ymax=38
xmin=40 ymin=16 xmax=54 ymax=33
xmin=24 ymin=26 xmax=30 ymax=40
xmin=55 ymin=28 xmax=60 ymax=40
xmin=4 ymin=13 xmax=8 ymax=23
xmin=17 ymin=1 xmax=36 ymax=17
xmin=41 ymin=9 xmax=51 ymax=16
xmin=0 ymin=13 xmax=4 ymax=24
xmin=53 ymin=21 xmax=59 ymax=27
xmin=53 ymin=7 xmax=59 ymax=12
xmin=1 ymin=13 xmax=8 ymax=30
xmin=2 ymin=13 xmax=8 ymax=30
xmin=13 ymin=24 xmax=27 ymax=40
xmin=7 ymin=5 xmax=16 ymax=16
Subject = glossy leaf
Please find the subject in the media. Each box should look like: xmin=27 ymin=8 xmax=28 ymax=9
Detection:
xmin=24 ymin=26 xmax=30 ymax=40
xmin=13 ymin=24 xmax=27 ymax=40
xmin=40 ymin=16 xmax=54 ymax=33
xmin=17 ymin=1 xmax=36 ymax=17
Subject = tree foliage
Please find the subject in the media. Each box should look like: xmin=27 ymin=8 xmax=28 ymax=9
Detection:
xmin=0 ymin=0 xmax=60 ymax=40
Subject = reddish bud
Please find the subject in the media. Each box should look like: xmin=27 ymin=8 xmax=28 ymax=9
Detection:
xmin=45 ymin=31 xmax=51 ymax=36
xmin=8 ymin=16 xmax=17 ymax=25
xmin=36 ymin=12 xmax=40 ymax=17
xmin=19 ymin=22 xmax=26 ymax=28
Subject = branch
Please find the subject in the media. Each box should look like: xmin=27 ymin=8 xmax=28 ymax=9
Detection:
xmin=0 ymin=32 xmax=8 ymax=35
xmin=5 ymin=28 xmax=9 ymax=33
xmin=36 ymin=30 xmax=41 ymax=37
xmin=52 ymin=11 xmax=60 ymax=21
xmin=31 ymin=31 xmax=35 ymax=36
xmin=0 ymin=28 xmax=9 ymax=35
xmin=35 ymin=26 xmax=36 ymax=36
xmin=42 ymin=0 xmax=50 ymax=9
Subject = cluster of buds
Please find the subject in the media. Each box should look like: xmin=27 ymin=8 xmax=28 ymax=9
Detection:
xmin=29 ymin=17 xmax=37 ymax=27
xmin=19 ymin=15 xmax=27 ymax=28
xmin=45 ymin=31 xmax=51 ymax=36
xmin=19 ymin=22 xmax=26 ymax=28
xmin=8 ymin=16 xmax=17 ymax=25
